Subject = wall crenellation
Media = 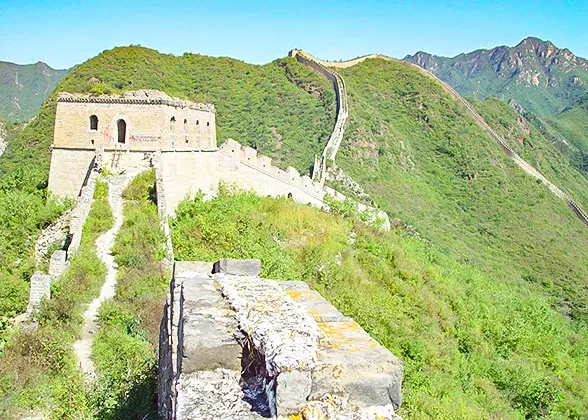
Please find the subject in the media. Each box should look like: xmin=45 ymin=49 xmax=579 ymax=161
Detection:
xmin=218 ymin=139 xmax=325 ymax=198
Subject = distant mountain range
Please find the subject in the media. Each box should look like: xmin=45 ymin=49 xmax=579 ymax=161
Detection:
xmin=405 ymin=37 xmax=588 ymax=118
xmin=0 ymin=61 xmax=69 ymax=121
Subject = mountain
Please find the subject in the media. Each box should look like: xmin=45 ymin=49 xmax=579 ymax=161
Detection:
xmin=404 ymin=37 xmax=588 ymax=118
xmin=1 ymin=46 xmax=587 ymax=418
xmin=547 ymin=93 xmax=588 ymax=165
xmin=0 ymin=60 xmax=69 ymax=122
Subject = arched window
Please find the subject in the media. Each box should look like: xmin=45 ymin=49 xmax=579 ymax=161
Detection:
xmin=117 ymin=119 xmax=126 ymax=143
xmin=170 ymin=116 xmax=176 ymax=132
xmin=184 ymin=119 xmax=188 ymax=133
xmin=89 ymin=115 xmax=98 ymax=131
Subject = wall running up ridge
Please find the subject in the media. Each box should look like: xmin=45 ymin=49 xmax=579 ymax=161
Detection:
xmin=290 ymin=49 xmax=588 ymax=226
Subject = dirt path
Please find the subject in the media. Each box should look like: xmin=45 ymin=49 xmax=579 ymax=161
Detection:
xmin=73 ymin=174 xmax=132 ymax=376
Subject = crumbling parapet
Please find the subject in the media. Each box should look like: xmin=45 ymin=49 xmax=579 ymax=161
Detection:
xmin=25 ymin=272 xmax=52 ymax=316
xmin=68 ymin=148 xmax=103 ymax=254
xmin=48 ymin=250 xmax=68 ymax=279
xmin=159 ymin=259 xmax=403 ymax=419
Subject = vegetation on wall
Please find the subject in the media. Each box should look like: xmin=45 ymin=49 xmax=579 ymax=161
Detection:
xmin=0 ymin=180 xmax=112 ymax=418
xmin=171 ymin=188 xmax=588 ymax=419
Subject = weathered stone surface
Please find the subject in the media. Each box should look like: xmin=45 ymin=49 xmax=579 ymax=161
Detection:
xmin=275 ymin=369 xmax=312 ymax=416
xmin=215 ymin=274 xmax=321 ymax=376
xmin=278 ymin=281 xmax=351 ymax=323
xmin=312 ymin=320 xmax=403 ymax=409
xmin=279 ymin=280 xmax=403 ymax=410
xmin=35 ymin=211 xmax=70 ymax=263
xmin=176 ymin=369 xmax=267 ymax=420
xmin=26 ymin=272 xmax=51 ymax=314
xmin=175 ymin=260 xmax=213 ymax=275
xmin=181 ymin=273 xmax=243 ymax=373
xmin=160 ymin=261 xmax=403 ymax=419
xmin=48 ymin=250 xmax=68 ymax=278
xmin=212 ymin=258 xmax=261 ymax=276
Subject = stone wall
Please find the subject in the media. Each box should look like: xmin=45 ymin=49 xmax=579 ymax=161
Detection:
xmin=157 ymin=302 xmax=174 ymax=419
xmin=25 ymin=272 xmax=52 ymax=315
xmin=25 ymin=149 xmax=103 ymax=319
xmin=290 ymin=50 xmax=349 ymax=164
xmin=47 ymin=148 xmax=96 ymax=199
xmin=158 ymin=139 xmax=326 ymax=214
xmin=217 ymin=139 xmax=325 ymax=207
xmin=158 ymin=259 xmax=403 ymax=419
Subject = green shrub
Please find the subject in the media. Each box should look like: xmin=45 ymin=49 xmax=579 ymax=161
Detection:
xmin=171 ymin=190 xmax=588 ymax=419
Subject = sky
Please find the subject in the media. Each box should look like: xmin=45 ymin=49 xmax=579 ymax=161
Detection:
xmin=0 ymin=0 xmax=586 ymax=69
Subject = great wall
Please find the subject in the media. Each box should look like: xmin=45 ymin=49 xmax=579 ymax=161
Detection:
xmin=289 ymin=50 xmax=588 ymax=226
xmin=15 ymin=47 xmax=588 ymax=420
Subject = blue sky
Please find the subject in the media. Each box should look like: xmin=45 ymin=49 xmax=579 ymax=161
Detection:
xmin=0 ymin=0 xmax=586 ymax=69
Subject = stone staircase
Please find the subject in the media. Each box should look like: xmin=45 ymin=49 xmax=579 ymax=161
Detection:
xmin=158 ymin=259 xmax=403 ymax=420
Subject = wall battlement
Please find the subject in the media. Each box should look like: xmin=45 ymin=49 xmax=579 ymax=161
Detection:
xmin=218 ymin=139 xmax=324 ymax=197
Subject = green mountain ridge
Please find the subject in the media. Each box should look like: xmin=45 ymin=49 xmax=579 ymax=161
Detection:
xmin=1 ymin=45 xmax=587 ymax=419
xmin=404 ymin=37 xmax=588 ymax=118
xmin=0 ymin=60 xmax=69 ymax=122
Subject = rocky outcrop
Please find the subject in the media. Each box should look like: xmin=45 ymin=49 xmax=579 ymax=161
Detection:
xmin=404 ymin=37 xmax=588 ymax=117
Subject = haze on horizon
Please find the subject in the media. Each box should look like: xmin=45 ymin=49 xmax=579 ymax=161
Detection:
xmin=0 ymin=0 xmax=586 ymax=69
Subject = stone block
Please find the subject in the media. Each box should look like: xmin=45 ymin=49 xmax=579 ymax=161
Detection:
xmin=212 ymin=258 xmax=261 ymax=276
xmin=312 ymin=320 xmax=403 ymax=409
xmin=26 ymin=271 xmax=52 ymax=314
xmin=49 ymin=250 xmax=67 ymax=278
xmin=180 ymin=274 xmax=243 ymax=373
xmin=275 ymin=369 xmax=312 ymax=416
xmin=174 ymin=261 xmax=213 ymax=276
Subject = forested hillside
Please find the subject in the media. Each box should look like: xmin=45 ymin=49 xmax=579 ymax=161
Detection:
xmin=547 ymin=94 xmax=588 ymax=170
xmin=0 ymin=46 xmax=587 ymax=419
xmin=0 ymin=61 xmax=69 ymax=122
xmin=472 ymin=97 xmax=588 ymax=210
xmin=405 ymin=37 xmax=588 ymax=118
xmin=335 ymin=58 xmax=587 ymax=321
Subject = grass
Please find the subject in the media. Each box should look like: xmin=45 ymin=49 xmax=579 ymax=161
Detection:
xmin=0 ymin=179 xmax=112 ymax=418
xmin=333 ymin=58 xmax=588 ymax=321
xmin=92 ymin=169 xmax=169 ymax=419
xmin=471 ymin=96 xmax=588 ymax=210
xmin=0 ymin=47 xmax=335 ymax=320
xmin=171 ymin=188 xmax=588 ymax=419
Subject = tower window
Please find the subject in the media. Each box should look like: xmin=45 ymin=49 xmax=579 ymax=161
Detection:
xmin=89 ymin=115 xmax=98 ymax=131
